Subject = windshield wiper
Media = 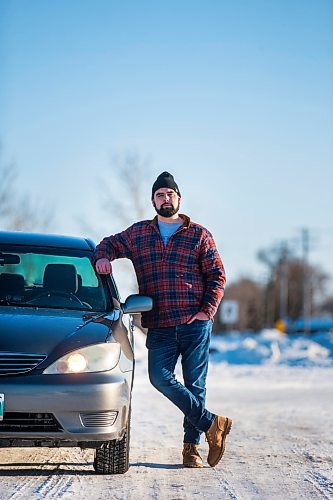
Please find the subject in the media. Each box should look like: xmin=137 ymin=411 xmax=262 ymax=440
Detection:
xmin=0 ymin=300 xmax=40 ymax=308
xmin=0 ymin=301 xmax=88 ymax=311
xmin=0 ymin=299 xmax=11 ymax=306
xmin=82 ymin=311 xmax=109 ymax=321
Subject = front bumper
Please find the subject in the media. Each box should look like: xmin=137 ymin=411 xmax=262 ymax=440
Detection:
xmin=0 ymin=369 xmax=132 ymax=446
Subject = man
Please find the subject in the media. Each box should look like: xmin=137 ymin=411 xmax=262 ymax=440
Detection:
xmin=93 ymin=171 xmax=232 ymax=468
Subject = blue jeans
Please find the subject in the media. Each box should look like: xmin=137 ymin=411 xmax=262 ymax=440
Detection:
xmin=146 ymin=320 xmax=215 ymax=444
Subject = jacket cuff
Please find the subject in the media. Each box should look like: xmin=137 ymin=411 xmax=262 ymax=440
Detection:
xmin=200 ymin=305 xmax=216 ymax=320
xmin=92 ymin=252 xmax=107 ymax=266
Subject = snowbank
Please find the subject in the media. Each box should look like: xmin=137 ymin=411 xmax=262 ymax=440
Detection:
xmin=210 ymin=329 xmax=333 ymax=367
xmin=134 ymin=327 xmax=333 ymax=367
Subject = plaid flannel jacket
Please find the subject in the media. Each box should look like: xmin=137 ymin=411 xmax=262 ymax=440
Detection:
xmin=93 ymin=214 xmax=226 ymax=328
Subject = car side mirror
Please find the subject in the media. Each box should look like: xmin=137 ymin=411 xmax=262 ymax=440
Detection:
xmin=122 ymin=294 xmax=153 ymax=314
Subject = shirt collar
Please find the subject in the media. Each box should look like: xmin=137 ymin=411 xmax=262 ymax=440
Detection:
xmin=149 ymin=214 xmax=190 ymax=229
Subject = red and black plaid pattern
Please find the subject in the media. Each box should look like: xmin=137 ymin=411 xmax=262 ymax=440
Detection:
xmin=93 ymin=214 xmax=226 ymax=328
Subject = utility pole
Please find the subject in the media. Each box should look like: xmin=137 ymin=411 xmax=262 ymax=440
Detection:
xmin=301 ymin=228 xmax=310 ymax=333
xmin=279 ymin=241 xmax=289 ymax=321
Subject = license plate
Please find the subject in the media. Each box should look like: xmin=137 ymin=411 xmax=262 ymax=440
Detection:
xmin=0 ymin=394 xmax=4 ymax=421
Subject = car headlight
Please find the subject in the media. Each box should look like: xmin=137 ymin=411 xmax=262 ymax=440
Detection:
xmin=43 ymin=343 xmax=121 ymax=374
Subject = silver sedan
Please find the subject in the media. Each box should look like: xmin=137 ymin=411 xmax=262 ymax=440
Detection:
xmin=0 ymin=231 xmax=152 ymax=474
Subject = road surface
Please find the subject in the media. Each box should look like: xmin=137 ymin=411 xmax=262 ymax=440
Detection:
xmin=0 ymin=347 xmax=332 ymax=499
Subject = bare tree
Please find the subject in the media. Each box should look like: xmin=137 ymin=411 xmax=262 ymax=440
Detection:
xmin=0 ymin=161 xmax=16 ymax=221
xmin=257 ymin=243 xmax=328 ymax=325
xmin=0 ymin=152 xmax=53 ymax=231
xmin=99 ymin=151 xmax=152 ymax=228
xmin=80 ymin=150 xmax=153 ymax=238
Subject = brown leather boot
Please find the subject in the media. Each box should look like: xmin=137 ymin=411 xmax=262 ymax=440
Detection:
xmin=182 ymin=443 xmax=204 ymax=468
xmin=205 ymin=415 xmax=232 ymax=467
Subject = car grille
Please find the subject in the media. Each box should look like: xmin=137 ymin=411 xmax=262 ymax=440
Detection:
xmin=80 ymin=411 xmax=118 ymax=427
xmin=0 ymin=413 xmax=63 ymax=432
xmin=0 ymin=352 xmax=46 ymax=375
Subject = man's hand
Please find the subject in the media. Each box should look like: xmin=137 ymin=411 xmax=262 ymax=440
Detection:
xmin=187 ymin=312 xmax=210 ymax=324
xmin=95 ymin=258 xmax=112 ymax=274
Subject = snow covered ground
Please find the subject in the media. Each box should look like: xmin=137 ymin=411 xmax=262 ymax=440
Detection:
xmin=0 ymin=329 xmax=332 ymax=499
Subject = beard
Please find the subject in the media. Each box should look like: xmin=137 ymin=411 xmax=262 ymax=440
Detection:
xmin=154 ymin=200 xmax=180 ymax=218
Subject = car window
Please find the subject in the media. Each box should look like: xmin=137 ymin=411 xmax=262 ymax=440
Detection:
xmin=0 ymin=247 xmax=111 ymax=312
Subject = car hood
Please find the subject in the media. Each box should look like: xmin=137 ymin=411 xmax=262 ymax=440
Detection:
xmin=0 ymin=307 xmax=116 ymax=359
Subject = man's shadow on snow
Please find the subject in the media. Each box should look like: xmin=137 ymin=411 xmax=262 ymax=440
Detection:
xmin=132 ymin=462 xmax=186 ymax=469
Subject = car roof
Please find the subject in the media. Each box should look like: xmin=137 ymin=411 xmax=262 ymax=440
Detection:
xmin=0 ymin=231 xmax=95 ymax=251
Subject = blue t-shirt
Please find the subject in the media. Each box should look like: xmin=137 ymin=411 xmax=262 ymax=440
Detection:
xmin=158 ymin=220 xmax=182 ymax=246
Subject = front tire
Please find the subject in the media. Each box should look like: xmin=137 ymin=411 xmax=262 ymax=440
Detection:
xmin=93 ymin=416 xmax=130 ymax=474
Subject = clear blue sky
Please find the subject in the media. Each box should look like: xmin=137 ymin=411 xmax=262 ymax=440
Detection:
xmin=1 ymin=0 xmax=333 ymax=287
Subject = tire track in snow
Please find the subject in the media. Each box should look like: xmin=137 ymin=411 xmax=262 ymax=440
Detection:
xmin=211 ymin=470 xmax=239 ymax=500
xmin=6 ymin=449 xmax=55 ymax=500
xmin=291 ymin=442 xmax=333 ymax=499
xmin=33 ymin=473 xmax=74 ymax=498
xmin=4 ymin=448 xmax=93 ymax=499
xmin=304 ymin=471 xmax=333 ymax=499
xmin=30 ymin=449 xmax=93 ymax=498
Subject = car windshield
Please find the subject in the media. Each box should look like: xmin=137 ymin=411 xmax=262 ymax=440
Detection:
xmin=0 ymin=246 xmax=110 ymax=312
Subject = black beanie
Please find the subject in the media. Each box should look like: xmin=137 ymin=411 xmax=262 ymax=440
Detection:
xmin=151 ymin=171 xmax=181 ymax=198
